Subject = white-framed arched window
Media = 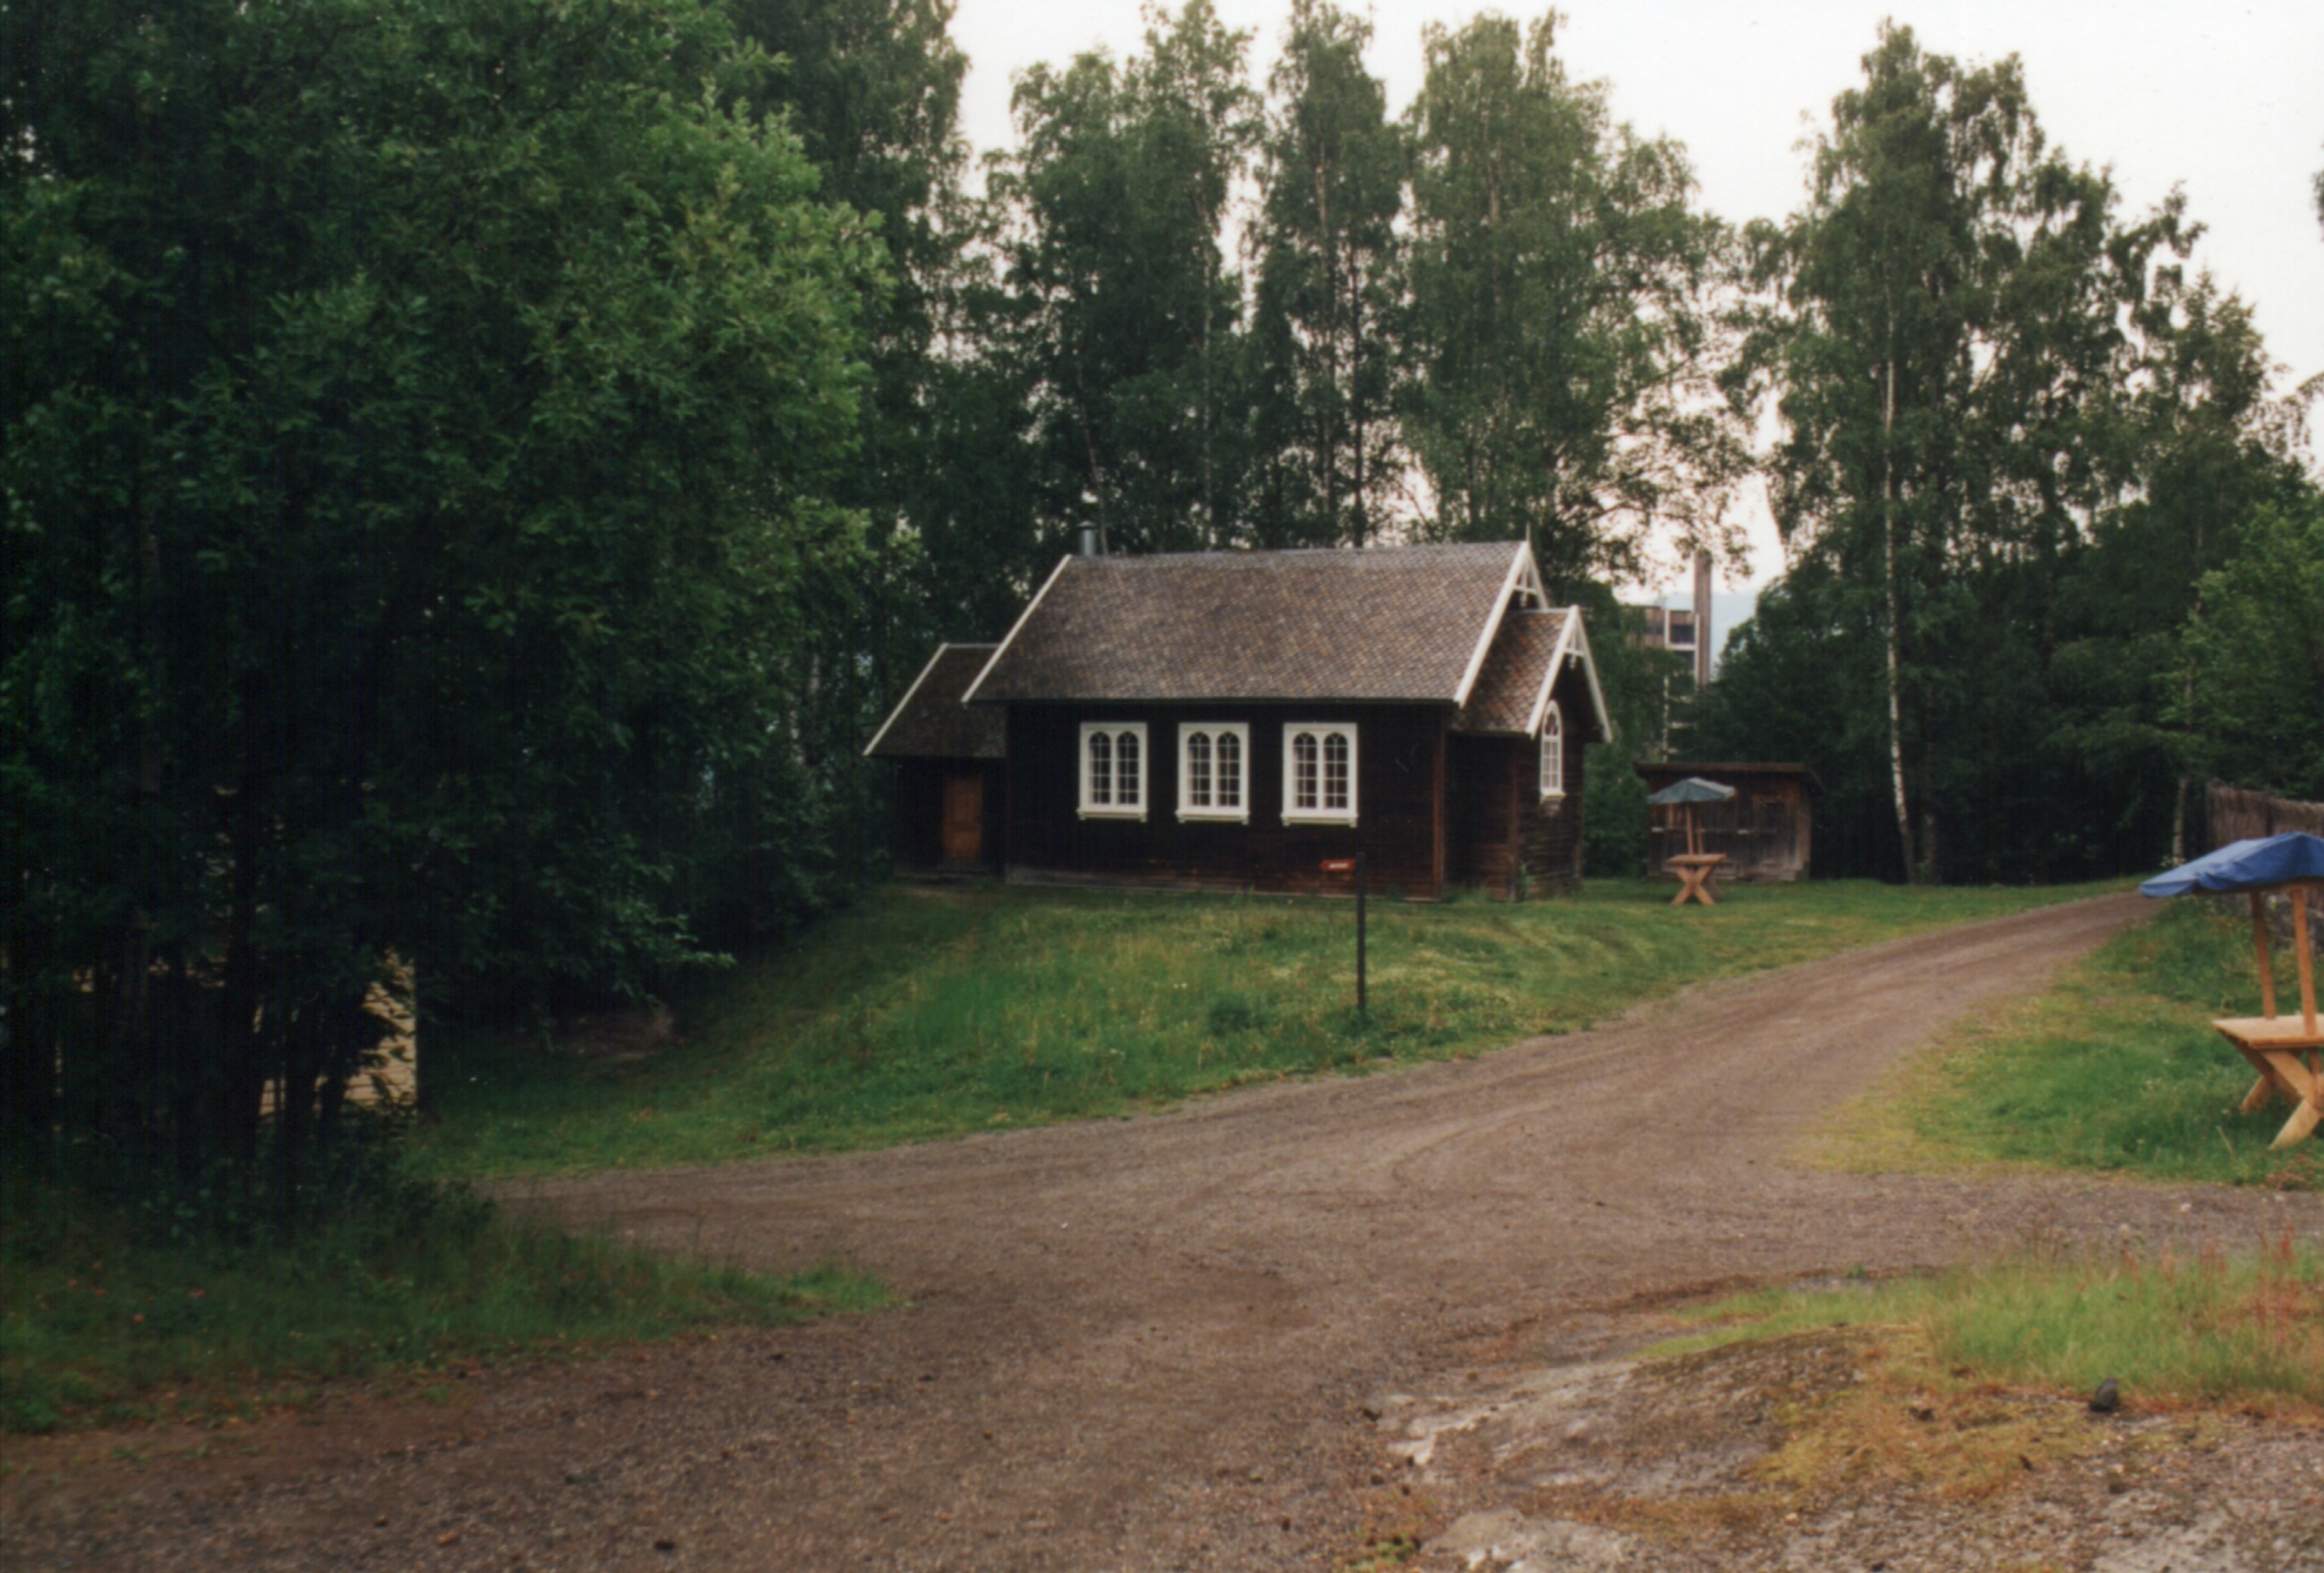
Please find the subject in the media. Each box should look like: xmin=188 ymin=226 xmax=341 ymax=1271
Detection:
xmin=1282 ymin=723 xmax=1358 ymax=825
xmin=1079 ymin=722 xmax=1147 ymax=820
xmin=1540 ymin=701 xmax=1565 ymax=800
xmin=1177 ymin=722 xmax=1250 ymax=822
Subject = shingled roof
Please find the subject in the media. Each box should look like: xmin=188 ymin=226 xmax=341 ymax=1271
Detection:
xmin=863 ymin=644 xmax=1005 ymax=759
xmin=964 ymin=542 xmax=1536 ymax=706
xmin=1451 ymin=607 xmax=1571 ymax=736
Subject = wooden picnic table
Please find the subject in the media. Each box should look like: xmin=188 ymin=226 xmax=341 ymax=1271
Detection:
xmin=2218 ymin=882 xmax=2321 ymax=1150
xmin=1667 ymin=852 xmax=1727 ymax=907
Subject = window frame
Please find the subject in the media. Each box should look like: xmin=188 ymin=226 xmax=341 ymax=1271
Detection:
xmin=1540 ymin=701 xmax=1565 ymax=800
xmin=1077 ymin=721 xmax=1149 ymax=821
xmin=1175 ymin=722 xmax=1251 ymax=824
xmin=1280 ymin=722 xmax=1359 ymax=826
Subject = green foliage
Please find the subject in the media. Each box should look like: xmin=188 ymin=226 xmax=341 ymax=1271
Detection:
xmin=405 ymin=879 xmax=2106 ymax=1178
xmin=0 ymin=0 xmax=882 ymax=1189
xmin=1245 ymin=0 xmax=1408 ymax=549
xmin=1574 ymin=590 xmax=1688 ymax=876
xmin=1711 ymin=21 xmax=2313 ymax=882
xmin=2173 ymin=499 xmax=2324 ymax=800
xmin=991 ymin=0 xmax=1261 ymax=554
xmin=0 ymin=1167 xmax=885 ymax=1435
xmin=1402 ymin=10 xmax=1747 ymax=587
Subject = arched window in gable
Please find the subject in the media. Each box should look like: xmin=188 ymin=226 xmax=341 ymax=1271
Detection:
xmin=1540 ymin=702 xmax=1565 ymax=800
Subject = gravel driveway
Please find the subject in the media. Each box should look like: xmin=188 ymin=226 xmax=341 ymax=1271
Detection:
xmin=9 ymin=891 xmax=2321 ymax=1572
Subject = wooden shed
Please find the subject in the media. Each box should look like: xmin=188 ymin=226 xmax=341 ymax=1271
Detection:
xmin=1635 ymin=762 xmax=1821 ymax=882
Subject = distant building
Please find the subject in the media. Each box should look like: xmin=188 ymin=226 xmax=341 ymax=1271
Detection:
xmin=1636 ymin=762 xmax=1821 ymax=882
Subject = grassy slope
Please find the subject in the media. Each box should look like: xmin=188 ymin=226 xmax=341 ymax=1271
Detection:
xmin=409 ymin=877 xmax=2116 ymax=1179
xmin=1806 ymin=898 xmax=2324 ymax=1191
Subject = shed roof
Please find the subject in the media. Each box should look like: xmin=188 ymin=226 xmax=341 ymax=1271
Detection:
xmin=863 ymin=644 xmax=1005 ymax=760
xmin=964 ymin=542 xmax=1534 ymax=706
xmin=1635 ymin=761 xmax=1825 ymax=796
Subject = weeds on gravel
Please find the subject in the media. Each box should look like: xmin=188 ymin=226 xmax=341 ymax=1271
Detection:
xmin=1636 ymin=1238 xmax=2324 ymax=1507
xmin=1659 ymin=1235 xmax=2324 ymax=1415
xmin=1809 ymin=898 xmax=2323 ymax=1189
xmin=407 ymin=878 xmax=2112 ymax=1177
xmin=0 ymin=1171 xmax=886 ymax=1435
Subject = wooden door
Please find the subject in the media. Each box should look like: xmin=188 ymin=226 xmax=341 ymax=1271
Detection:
xmin=942 ymin=770 xmax=983 ymax=865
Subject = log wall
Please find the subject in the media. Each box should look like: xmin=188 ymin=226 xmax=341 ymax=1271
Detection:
xmin=1003 ymin=704 xmax=1448 ymax=900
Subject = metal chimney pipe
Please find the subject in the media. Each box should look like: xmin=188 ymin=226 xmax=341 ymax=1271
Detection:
xmin=1077 ymin=524 xmax=1100 ymax=558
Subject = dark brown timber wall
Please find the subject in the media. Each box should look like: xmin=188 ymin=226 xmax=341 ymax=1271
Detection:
xmin=888 ymin=759 xmax=1006 ymax=875
xmin=1512 ymin=663 xmax=1589 ymax=892
xmin=1002 ymin=704 xmax=1448 ymax=899
xmin=1449 ymin=736 xmax=1521 ymax=896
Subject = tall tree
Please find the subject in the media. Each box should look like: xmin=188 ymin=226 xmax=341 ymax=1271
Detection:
xmin=1743 ymin=23 xmax=2177 ymax=880
xmin=1245 ymin=0 xmax=1407 ymax=548
xmin=2171 ymin=497 xmax=2324 ymax=802
xmin=1402 ymin=10 xmax=1745 ymax=589
xmin=2050 ymin=273 xmax=2311 ymax=859
xmin=722 ymin=0 xmax=1003 ymax=669
xmin=0 ymin=0 xmax=878 ymax=1193
xmin=992 ymin=0 xmax=1260 ymax=554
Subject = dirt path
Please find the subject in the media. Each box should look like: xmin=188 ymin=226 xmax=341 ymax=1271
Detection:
xmin=9 ymin=893 xmax=2322 ymax=1572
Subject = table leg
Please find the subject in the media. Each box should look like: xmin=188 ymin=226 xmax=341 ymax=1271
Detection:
xmin=2274 ymin=1098 xmax=2322 ymax=1149
xmin=2247 ymin=1048 xmax=2323 ymax=1149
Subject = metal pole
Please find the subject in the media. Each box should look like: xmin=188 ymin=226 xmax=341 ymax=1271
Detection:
xmin=1356 ymin=850 xmax=1367 ymax=1014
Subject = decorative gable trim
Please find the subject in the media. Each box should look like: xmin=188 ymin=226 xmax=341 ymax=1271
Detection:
xmin=1526 ymin=605 xmax=1615 ymax=743
xmin=961 ymin=553 xmax=1072 ymax=708
xmin=1450 ymin=542 xmax=1540 ymax=710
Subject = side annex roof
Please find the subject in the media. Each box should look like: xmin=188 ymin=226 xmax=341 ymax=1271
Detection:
xmin=1449 ymin=605 xmax=1615 ymax=742
xmin=864 ymin=643 xmax=1005 ymax=759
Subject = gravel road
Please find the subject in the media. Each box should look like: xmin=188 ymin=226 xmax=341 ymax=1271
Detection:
xmin=9 ymin=891 xmax=2321 ymax=1572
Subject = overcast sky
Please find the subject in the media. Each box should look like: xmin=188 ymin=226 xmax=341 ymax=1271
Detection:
xmin=947 ymin=0 xmax=2324 ymax=591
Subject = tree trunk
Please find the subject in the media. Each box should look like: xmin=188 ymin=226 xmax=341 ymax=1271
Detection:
xmin=1882 ymin=356 xmax=1917 ymax=882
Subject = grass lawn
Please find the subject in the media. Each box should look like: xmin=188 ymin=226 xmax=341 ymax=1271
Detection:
xmin=1807 ymin=897 xmax=2324 ymax=1191
xmin=0 ymin=1173 xmax=887 ymax=1434
xmin=409 ymin=876 xmax=2120 ymax=1180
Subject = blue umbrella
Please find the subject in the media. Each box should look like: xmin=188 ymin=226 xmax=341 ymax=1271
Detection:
xmin=2139 ymin=833 xmax=2324 ymax=897
xmin=2143 ymin=832 xmax=2324 ymax=1030
xmin=1645 ymin=777 xmax=1739 ymax=806
xmin=1646 ymin=777 xmax=1735 ymax=859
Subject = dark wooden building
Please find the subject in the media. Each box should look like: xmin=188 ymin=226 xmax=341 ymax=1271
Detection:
xmin=1635 ymin=762 xmax=1821 ymax=882
xmin=864 ymin=643 xmax=1007 ymax=875
xmin=867 ymin=542 xmax=1613 ymax=900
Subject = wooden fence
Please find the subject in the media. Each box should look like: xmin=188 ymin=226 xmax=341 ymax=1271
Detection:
xmin=2206 ymin=782 xmax=2324 ymax=962
xmin=2208 ymin=781 xmax=2324 ymax=847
